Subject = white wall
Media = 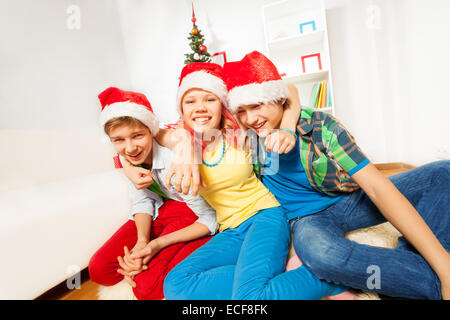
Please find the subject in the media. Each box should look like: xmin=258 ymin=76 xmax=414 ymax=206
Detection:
xmin=0 ymin=0 xmax=132 ymax=191
xmin=325 ymin=0 xmax=450 ymax=165
xmin=325 ymin=0 xmax=389 ymax=163
xmin=396 ymin=0 xmax=450 ymax=165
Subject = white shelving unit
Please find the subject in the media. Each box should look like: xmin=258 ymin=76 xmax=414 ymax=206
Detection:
xmin=262 ymin=0 xmax=336 ymax=115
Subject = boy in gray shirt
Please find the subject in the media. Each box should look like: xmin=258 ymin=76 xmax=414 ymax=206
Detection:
xmin=88 ymin=87 xmax=217 ymax=300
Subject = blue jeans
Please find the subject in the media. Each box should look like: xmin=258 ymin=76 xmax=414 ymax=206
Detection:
xmin=164 ymin=206 xmax=347 ymax=300
xmin=290 ymin=160 xmax=450 ymax=300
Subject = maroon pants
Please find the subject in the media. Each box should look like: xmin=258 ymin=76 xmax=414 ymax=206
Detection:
xmin=88 ymin=200 xmax=212 ymax=300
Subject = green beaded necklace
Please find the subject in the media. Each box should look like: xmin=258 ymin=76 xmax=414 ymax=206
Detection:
xmin=202 ymin=135 xmax=226 ymax=167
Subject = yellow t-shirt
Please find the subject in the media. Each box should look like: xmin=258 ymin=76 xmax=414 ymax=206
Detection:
xmin=199 ymin=137 xmax=280 ymax=232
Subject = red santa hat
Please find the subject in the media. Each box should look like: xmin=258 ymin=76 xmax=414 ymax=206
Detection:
xmin=98 ymin=87 xmax=159 ymax=135
xmin=176 ymin=62 xmax=228 ymax=114
xmin=223 ymin=51 xmax=290 ymax=113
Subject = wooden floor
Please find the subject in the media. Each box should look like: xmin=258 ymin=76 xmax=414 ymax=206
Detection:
xmin=36 ymin=163 xmax=412 ymax=300
xmin=36 ymin=268 xmax=100 ymax=300
xmin=58 ymin=278 xmax=100 ymax=300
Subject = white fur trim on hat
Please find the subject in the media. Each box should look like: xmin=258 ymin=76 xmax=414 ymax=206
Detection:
xmin=176 ymin=70 xmax=228 ymax=114
xmin=99 ymin=101 xmax=160 ymax=136
xmin=227 ymin=79 xmax=290 ymax=113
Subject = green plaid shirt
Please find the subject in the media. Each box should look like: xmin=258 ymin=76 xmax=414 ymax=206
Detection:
xmin=255 ymin=109 xmax=369 ymax=197
xmin=295 ymin=109 xmax=369 ymax=196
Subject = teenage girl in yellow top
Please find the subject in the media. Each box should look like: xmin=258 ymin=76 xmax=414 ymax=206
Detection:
xmin=130 ymin=62 xmax=347 ymax=299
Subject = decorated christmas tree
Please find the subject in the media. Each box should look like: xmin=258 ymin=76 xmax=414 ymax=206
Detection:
xmin=184 ymin=3 xmax=211 ymax=64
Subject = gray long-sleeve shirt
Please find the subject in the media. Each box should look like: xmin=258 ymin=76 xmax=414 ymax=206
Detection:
xmin=120 ymin=141 xmax=218 ymax=235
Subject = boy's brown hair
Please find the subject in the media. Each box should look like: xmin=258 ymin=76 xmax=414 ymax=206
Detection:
xmin=279 ymin=98 xmax=291 ymax=110
xmin=104 ymin=116 xmax=148 ymax=136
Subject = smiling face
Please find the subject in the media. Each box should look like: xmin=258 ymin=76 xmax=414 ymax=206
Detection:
xmin=235 ymin=101 xmax=284 ymax=137
xmin=107 ymin=120 xmax=153 ymax=166
xmin=181 ymin=88 xmax=223 ymax=134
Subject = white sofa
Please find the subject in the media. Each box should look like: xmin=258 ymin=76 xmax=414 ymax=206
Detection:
xmin=0 ymin=128 xmax=133 ymax=299
xmin=0 ymin=170 xmax=131 ymax=299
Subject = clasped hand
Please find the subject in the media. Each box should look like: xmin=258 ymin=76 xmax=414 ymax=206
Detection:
xmin=116 ymin=240 xmax=161 ymax=288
